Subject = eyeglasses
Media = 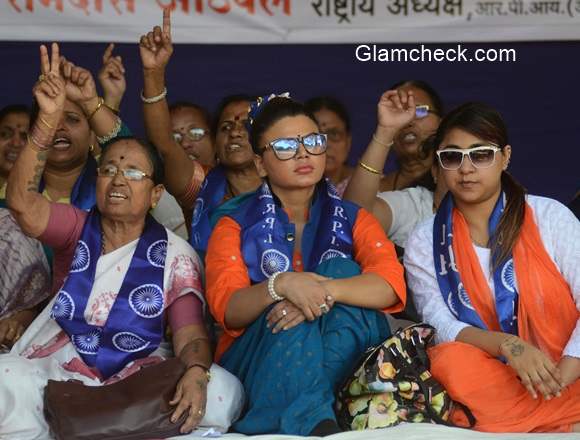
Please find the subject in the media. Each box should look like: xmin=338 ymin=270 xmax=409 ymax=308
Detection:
xmin=415 ymin=105 xmax=440 ymax=119
xmin=263 ymin=132 xmax=327 ymax=161
xmin=172 ymin=128 xmax=208 ymax=144
xmin=436 ymin=145 xmax=502 ymax=170
xmin=97 ymin=164 xmax=153 ymax=181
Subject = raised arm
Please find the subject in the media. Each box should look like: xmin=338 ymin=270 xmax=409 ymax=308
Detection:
xmin=342 ymin=90 xmax=415 ymax=230
xmin=139 ymin=8 xmax=194 ymax=200
xmin=98 ymin=43 xmax=126 ymax=113
xmin=7 ymin=43 xmax=64 ymax=238
xmin=60 ymin=57 xmax=121 ymax=142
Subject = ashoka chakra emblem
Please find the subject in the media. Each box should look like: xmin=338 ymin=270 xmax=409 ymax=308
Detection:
xmin=192 ymin=198 xmax=204 ymax=226
xmin=319 ymin=249 xmax=348 ymax=264
xmin=112 ymin=332 xmax=151 ymax=353
xmin=51 ymin=290 xmax=75 ymax=320
xmin=71 ymin=240 xmax=90 ymax=272
xmin=260 ymin=249 xmax=290 ymax=277
xmin=501 ymin=259 xmax=515 ymax=293
xmin=72 ymin=329 xmax=101 ymax=355
xmin=129 ymin=284 xmax=164 ymax=318
xmin=147 ymin=240 xmax=167 ymax=268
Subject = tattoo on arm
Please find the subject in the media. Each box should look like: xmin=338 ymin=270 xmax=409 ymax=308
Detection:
xmin=26 ymin=151 xmax=48 ymax=192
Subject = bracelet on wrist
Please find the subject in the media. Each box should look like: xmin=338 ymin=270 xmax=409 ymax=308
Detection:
xmin=268 ymin=271 xmax=285 ymax=302
xmin=87 ymin=97 xmax=105 ymax=121
xmin=96 ymin=117 xmax=122 ymax=144
xmin=372 ymin=133 xmax=394 ymax=148
xmin=141 ymin=87 xmax=167 ymax=104
xmin=186 ymin=363 xmax=211 ymax=382
xmin=358 ymin=160 xmax=381 ymax=175
xmin=27 ymin=134 xmax=49 ymax=152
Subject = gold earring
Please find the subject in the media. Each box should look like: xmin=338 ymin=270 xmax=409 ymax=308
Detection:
xmin=151 ymin=202 xmax=157 ymax=209
xmin=89 ymin=144 xmax=95 ymax=152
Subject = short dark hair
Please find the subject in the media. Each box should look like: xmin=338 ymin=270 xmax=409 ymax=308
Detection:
xmin=0 ymin=104 xmax=30 ymax=126
xmin=169 ymin=101 xmax=212 ymax=134
xmin=390 ymin=80 xmax=444 ymax=116
xmin=100 ymin=136 xmax=165 ymax=185
xmin=304 ymin=96 xmax=351 ymax=133
xmin=249 ymin=97 xmax=317 ymax=155
xmin=211 ymin=94 xmax=256 ymax=137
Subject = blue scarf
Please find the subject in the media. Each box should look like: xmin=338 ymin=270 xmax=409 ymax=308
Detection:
xmin=51 ymin=209 xmax=168 ymax=379
xmin=433 ymin=192 xmax=518 ymax=334
xmin=230 ymin=179 xmax=355 ymax=282
xmin=190 ymin=166 xmax=228 ymax=254
xmin=39 ymin=155 xmax=97 ymax=210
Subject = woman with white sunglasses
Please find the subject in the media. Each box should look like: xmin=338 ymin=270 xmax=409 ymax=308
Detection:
xmin=404 ymin=102 xmax=580 ymax=432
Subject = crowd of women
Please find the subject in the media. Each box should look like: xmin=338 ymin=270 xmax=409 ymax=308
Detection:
xmin=0 ymin=9 xmax=578 ymax=439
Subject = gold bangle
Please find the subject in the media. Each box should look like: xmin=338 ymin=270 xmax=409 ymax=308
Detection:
xmin=39 ymin=116 xmax=54 ymax=129
xmin=358 ymin=161 xmax=381 ymax=175
xmin=87 ymin=97 xmax=105 ymax=121
xmin=372 ymin=133 xmax=394 ymax=148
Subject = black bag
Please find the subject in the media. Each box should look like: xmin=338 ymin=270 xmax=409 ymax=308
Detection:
xmin=336 ymin=323 xmax=476 ymax=430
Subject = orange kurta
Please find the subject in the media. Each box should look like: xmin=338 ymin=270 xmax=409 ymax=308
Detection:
xmin=205 ymin=208 xmax=406 ymax=361
xmin=430 ymin=204 xmax=580 ymax=432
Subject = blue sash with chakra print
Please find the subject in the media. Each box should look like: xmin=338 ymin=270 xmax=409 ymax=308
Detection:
xmin=51 ymin=208 xmax=167 ymax=379
xmin=433 ymin=192 xmax=519 ymax=334
xmin=190 ymin=166 xmax=228 ymax=255
xmin=230 ymin=179 xmax=356 ymax=283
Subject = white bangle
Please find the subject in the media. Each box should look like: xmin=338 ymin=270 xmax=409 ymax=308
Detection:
xmin=267 ymin=271 xmax=284 ymax=302
xmin=96 ymin=117 xmax=122 ymax=144
xmin=141 ymin=87 xmax=167 ymax=104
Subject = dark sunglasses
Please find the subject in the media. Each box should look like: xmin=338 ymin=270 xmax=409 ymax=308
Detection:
xmin=263 ymin=132 xmax=327 ymax=161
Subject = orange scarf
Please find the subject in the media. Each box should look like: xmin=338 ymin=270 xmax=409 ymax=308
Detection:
xmin=452 ymin=203 xmax=578 ymax=361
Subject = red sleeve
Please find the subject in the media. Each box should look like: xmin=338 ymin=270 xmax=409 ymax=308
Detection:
xmin=167 ymin=294 xmax=204 ymax=332
xmin=352 ymin=208 xmax=407 ymax=314
xmin=38 ymin=203 xmax=87 ymax=251
xmin=39 ymin=203 xmax=88 ymax=295
xmin=204 ymin=216 xmax=250 ymax=339
xmin=176 ymin=163 xmax=210 ymax=210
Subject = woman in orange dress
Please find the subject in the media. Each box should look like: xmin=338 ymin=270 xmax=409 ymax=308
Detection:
xmin=404 ymin=101 xmax=580 ymax=432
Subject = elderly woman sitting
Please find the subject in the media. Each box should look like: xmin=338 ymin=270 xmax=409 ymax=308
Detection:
xmin=0 ymin=44 xmax=242 ymax=440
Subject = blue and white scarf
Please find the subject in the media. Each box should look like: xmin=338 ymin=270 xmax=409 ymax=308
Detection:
xmin=51 ymin=209 xmax=168 ymax=379
xmin=232 ymin=179 xmax=355 ymax=282
xmin=190 ymin=166 xmax=228 ymax=254
xmin=433 ymin=192 xmax=518 ymax=334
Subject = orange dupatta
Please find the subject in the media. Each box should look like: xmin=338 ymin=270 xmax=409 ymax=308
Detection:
xmin=451 ymin=203 xmax=578 ymax=361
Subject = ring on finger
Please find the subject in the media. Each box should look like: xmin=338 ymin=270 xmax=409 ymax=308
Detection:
xmin=319 ymin=303 xmax=329 ymax=313
xmin=38 ymin=74 xmax=45 ymax=82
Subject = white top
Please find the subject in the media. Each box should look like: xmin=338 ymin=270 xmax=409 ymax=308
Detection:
xmin=404 ymin=195 xmax=580 ymax=358
xmin=377 ymin=186 xmax=434 ymax=248
xmin=152 ymin=190 xmax=189 ymax=240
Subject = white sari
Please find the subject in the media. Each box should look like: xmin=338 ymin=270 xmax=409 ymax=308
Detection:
xmin=0 ymin=229 xmax=243 ymax=440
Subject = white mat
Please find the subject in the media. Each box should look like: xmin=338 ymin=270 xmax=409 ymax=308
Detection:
xmin=177 ymin=424 xmax=580 ymax=439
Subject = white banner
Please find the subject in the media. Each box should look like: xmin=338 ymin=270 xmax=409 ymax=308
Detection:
xmin=1 ymin=0 xmax=579 ymax=43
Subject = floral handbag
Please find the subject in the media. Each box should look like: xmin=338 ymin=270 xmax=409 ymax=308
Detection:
xmin=336 ymin=323 xmax=476 ymax=431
